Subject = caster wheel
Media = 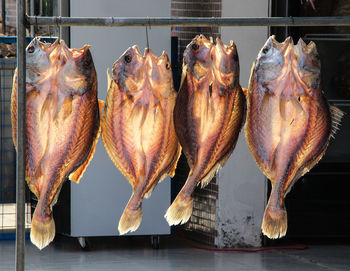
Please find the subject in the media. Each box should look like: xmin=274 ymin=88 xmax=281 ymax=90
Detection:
xmin=151 ymin=235 xmax=160 ymax=249
xmin=77 ymin=237 xmax=91 ymax=251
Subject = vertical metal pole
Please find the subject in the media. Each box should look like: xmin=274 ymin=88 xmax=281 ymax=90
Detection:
xmin=59 ymin=0 xmax=69 ymax=43
xmin=30 ymin=0 xmax=34 ymax=37
xmin=2 ymin=0 xmax=5 ymax=34
xmin=16 ymin=0 xmax=26 ymax=270
xmin=59 ymin=0 xmax=62 ymax=38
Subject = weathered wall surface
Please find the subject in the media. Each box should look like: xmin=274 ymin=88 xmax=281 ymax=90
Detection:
xmin=216 ymin=0 xmax=270 ymax=248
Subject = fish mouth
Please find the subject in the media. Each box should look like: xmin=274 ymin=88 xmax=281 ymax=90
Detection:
xmin=269 ymin=36 xmax=293 ymax=53
xmin=132 ymin=45 xmax=144 ymax=60
xmin=212 ymin=38 xmax=237 ymax=86
xmin=214 ymin=37 xmax=238 ymax=61
xmin=144 ymin=48 xmax=169 ymax=69
xmin=296 ymin=38 xmax=317 ymax=55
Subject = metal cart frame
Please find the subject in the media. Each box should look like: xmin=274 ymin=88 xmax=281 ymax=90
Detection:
xmin=15 ymin=0 xmax=350 ymax=269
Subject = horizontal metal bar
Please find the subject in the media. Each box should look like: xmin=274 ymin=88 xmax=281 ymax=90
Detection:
xmin=26 ymin=16 xmax=350 ymax=27
xmin=0 ymin=36 xmax=57 ymax=44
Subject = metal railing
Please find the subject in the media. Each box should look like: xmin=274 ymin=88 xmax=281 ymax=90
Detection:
xmin=15 ymin=1 xmax=350 ymax=269
xmin=26 ymin=15 xmax=350 ymax=27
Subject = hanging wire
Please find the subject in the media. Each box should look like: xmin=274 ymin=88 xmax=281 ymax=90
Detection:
xmin=57 ymin=16 xmax=61 ymax=41
xmin=145 ymin=26 xmax=149 ymax=49
xmin=145 ymin=16 xmax=151 ymax=49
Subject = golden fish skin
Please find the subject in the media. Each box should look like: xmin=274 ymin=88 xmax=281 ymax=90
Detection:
xmin=11 ymin=38 xmax=101 ymax=249
xmin=245 ymin=36 xmax=343 ymax=239
xmin=165 ymin=35 xmax=246 ymax=226
xmin=101 ymin=47 xmax=181 ymax=235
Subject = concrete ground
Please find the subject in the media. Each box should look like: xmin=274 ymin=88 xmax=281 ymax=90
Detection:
xmin=0 ymin=234 xmax=350 ymax=271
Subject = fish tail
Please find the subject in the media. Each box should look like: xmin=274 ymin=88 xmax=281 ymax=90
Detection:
xmin=30 ymin=205 xmax=56 ymax=250
xmin=164 ymin=192 xmax=193 ymax=226
xmin=118 ymin=196 xmax=143 ymax=235
xmin=261 ymin=196 xmax=287 ymax=239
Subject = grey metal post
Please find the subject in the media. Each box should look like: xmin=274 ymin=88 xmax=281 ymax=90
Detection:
xmin=2 ymin=0 xmax=5 ymax=34
xmin=59 ymin=0 xmax=69 ymax=43
xmin=16 ymin=0 xmax=26 ymax=270
xmin=30 ymin=0 xmax=34 ymax=37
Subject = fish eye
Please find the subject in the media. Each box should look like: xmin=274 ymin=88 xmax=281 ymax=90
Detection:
xmin=192 ymin=43 xmax=199 ymax=50
xmin=27 ymin=45 xmax=35 ymax=54
xmin=124 ymin=54 xmax=132 ymax=63
xmin=262 ymin=46 xmax=270 ymax=54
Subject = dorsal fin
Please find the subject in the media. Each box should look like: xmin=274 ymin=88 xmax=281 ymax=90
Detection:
xmin=179 ymin=64 xmax=187 ymax=91
xmin=329 ymin=105 xmax=344 ymax=139
xmin=106 ymin=68 xmax=112 ymax=91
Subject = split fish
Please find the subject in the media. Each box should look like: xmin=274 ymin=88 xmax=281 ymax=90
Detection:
xmin=11 ymin=38 xmax=102 ymax=249
xmin=245 ymin=36 xmax=343 ymax=239
xmin=101 ymin=46 xmax=181 ymax=235
xmin=165 ymin=35 xmax=246 ymax=226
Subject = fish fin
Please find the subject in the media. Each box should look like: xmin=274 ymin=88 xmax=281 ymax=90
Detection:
xmin=279 ymin=96 xmax=307 ymax=120
xmin=69 ymin=101 xmax=103 ymax=183
xmin=11 ymin=70 xmax=18 ymax=150
xmin=242 ymin=88 xmax=248 ymax=97
xmin=261 ymin=91 xmax=271 ymax=112
xmin=329 ymin=105 xmax=344 ymax=138
xmin=40 ymin=93 xmax=54 ymax=121
xmin=168 ymin=145 xmax=182 ymax=178
xmin=145 ymin=144 xmax=181 ymax=199
xmin=144 ymin=173 xmax=165 ymax=199
xmin=164 ymin=193 xmax=193 ymax=226
xmin=144 ymin=185 xmax=156 ymax=199
xmin=279 ymin=98 xmax=287 ymax=120
xmin=291 ymin=96 xmax=308 ymax=118
xmin=199 ymin=163 xmax=221 ymax=189
xmin=261 ymin=198 xmax=287 ymax=239
xmin=61 ymin=95 xmax=73 ymax=121
xmin=33 ymin=163 xmax=43 ymax=180
xmin=106 ymin=68 xmax=112 ymax=91
xmin=30 ymin=209 xmax=56 ymax=250
xmin=179 ymin=64 xmax=187 ymax=91
xmin=68 ymin=135 xmax=98 ymax=183
xmin=118 ymin=196 xmax=143 ymax=235
xmin=98 ymin=99 xmax=105 ymax=114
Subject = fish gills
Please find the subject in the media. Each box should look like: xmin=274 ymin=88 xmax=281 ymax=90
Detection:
xmin=101 ymin=47 xmax=181 ymax=235
xmin=245 ymin=36 xmax=343 ymax=239
xmin=11 ymin=38 xmax=100 ymax=249
xmin=165 ymin=35 xmax=246 ymax=226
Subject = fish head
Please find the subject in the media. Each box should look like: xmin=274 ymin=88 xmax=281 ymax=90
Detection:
xmin=212 ymin=38 xmax=239 ymax=88
xmin=50 ymin=40 xmax=93 ymax=95
xmin=144 ymin=48 xmax=173 ymax=98
xmin=112 ymin=45 xmax=146 ymax=93
xmin=295 ymin=38 xmax=321 ymax=94
xmin=255 ymin=36 xmax=292 ymax=90
xmin=183 ymin=34 xmax=213 ymax=81
xmin=26 ymin=38 xmax=51 ymax=82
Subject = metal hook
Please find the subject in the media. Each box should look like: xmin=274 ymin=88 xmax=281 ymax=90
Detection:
xmin=56 ymin=16 xmax=61 ymax=41
xmin=145 ymin=17 xmax=150 ymax=49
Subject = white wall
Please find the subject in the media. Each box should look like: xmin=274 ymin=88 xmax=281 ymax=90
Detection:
xmin=69 ymin=0 xmax=172 ymax=237
xmin=216 ymin=0 xmax=269 ymax=247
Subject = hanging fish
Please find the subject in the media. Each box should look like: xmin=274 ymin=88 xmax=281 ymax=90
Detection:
xmin=101 ymin=46 xmax=181 ymax=235
xmin=165 ymin=35 xmax=246 ymax=226
xmin=245 ymin=36 xmax=343 ymax=239
xmin=11 ymin=38 xmax=102 ymax=249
